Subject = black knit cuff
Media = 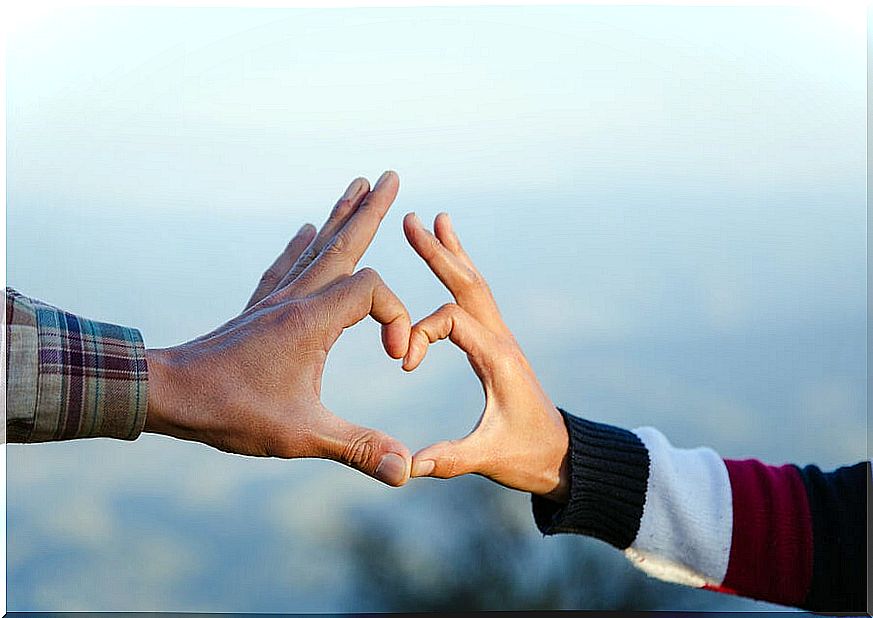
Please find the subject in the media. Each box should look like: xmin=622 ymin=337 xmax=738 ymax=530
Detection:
xmin=531 ymin=409 xmax=650 ymax=549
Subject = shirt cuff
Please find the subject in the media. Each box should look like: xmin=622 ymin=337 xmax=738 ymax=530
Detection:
xmin=531 ymin=409 xmax=650 ymax=549
xmin=17 ymin=291 xmax=148 ymax=442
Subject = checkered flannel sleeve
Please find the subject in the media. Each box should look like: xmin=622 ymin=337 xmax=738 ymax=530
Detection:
xmin=5 ymin=287 xmax=148 ymax=442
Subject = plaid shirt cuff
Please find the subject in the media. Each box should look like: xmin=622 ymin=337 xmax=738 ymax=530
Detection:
xmin=6 ymin=288 xmax=148 ymax=442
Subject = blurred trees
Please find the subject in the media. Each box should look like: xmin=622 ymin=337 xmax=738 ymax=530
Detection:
xmin=338 ymin=476 xmax=693 ymax=611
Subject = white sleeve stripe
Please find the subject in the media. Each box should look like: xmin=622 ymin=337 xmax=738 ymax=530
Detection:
xmin=629 ymin=427 xmax=733 ymax=586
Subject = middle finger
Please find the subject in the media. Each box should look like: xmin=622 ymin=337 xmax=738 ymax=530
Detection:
xmin=277 ymin=176 xmax=370 ymax=289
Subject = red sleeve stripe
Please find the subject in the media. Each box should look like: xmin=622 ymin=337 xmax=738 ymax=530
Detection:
xmin=721 ymin=459 xmax=814 ymax=607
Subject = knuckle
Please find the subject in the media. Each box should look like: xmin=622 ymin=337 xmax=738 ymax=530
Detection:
xmin=357 ymin=266 xmax=379 ymax=283
xmin=418 ymin=232 xmax=441 ymax=259
xmin=326 ymin=230 xmax=352 ymax=257
xmin=441 ymin=441 xmax=466 ymax=478
xmin=334 ymin=197 xmax=354 ymax=213
xmin=329 ymin=198 xmax=355 ymax=222
xmin=287 ymin=250 xmax=316 ymax=280
xmin=259 ymin=269 xmax=280 ymax=286
xmin=462 ymin=267 xmax=482 ymax=288
xmin=445 ymin=452 xmax=458 ymax=478
xmin=340 ymin=430 xmax=380 ymax=468
xmin=438 ymin=302 xmax=459 ymax=317
xmin=411 ymin=325 xmax=427 ymax=342
xmin=298 ymin=247 xmax=317 ymax=265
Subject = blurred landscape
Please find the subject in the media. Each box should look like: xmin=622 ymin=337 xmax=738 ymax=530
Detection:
xmin=6 ymin=5 xmax=866 ymax=612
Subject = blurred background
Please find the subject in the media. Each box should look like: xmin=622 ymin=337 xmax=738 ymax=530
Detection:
xmin=6 ymin=4 xmax=866 ymax=612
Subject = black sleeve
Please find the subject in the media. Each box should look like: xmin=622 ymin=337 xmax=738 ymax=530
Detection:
xmin=798 ymin=460 xmax=870 ymax=612
xmin=530 ymin=409 xmax=650 ymax=550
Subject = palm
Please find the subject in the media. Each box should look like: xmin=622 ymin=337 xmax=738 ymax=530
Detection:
xmin=402 ymin=212 xmax=570 ymax=500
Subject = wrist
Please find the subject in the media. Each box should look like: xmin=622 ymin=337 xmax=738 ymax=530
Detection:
xmin=539 ymin=447 xmax=570 ymax=503
xmin=535 ymin=412 xmax=571 ymax=503
xmin=144 ymin=347 xmax=196 ymax=439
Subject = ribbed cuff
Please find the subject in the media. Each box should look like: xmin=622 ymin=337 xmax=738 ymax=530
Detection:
xmin=531 ymin=409 xmax=650 ymax=549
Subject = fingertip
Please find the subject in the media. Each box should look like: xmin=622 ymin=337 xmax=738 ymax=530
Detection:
xmin=404 ymin=213 xmax=430 ymax=254
xmin=402 ymin=351 xmax=421 ymax=372
xmin=374 ymin=451 xmax=410 ymax=487
xmin=411 ymin=330 xmax=429 ymax=368
xmin=404 ymin=211 xmax=422 ymax=229
xmin=382 ymin=318 xmax=411 ymax=360
xmin=410 ymin=458 xmax=436 ymax=478
xmin=433 ymin=213 xmax=461 ymax=251
xmin=354 ymin=176 xmax=371 ymax=192
xmin=340 ymin=177 xmax=369 ymax=203
xmin=401 ymin=213 xmax=414 ymax=239
xmin=291 ymin=223 xmax=316 ymax=245
xmin=401 ymin=333 xmax=422 ymax=370
xmin=375 ymin=170 xmax=399 ymax=190
xmin=434 ymin=212 xmax=449 ymax=228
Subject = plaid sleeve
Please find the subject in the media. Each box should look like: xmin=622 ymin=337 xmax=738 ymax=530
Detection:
xmin=5 ymin=287 xmax=148 ymax=443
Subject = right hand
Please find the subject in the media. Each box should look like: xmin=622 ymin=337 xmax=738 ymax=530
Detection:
xmin=144 ymin=172 xmax=414 ymax=487
xmin=403 ymin=212 xmax=571 ymax=502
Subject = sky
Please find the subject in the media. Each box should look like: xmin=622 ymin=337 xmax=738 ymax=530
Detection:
xmin=5 ymin=5 xmax=867 ymax=612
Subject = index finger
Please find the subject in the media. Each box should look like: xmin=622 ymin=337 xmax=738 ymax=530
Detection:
xmin=276 ymin=176 xmax=370 ymax=290
xmin=403 ymin=212 xmax=505 ymax=332
xmin=319 ymin=266 xmax=412 ymax=360
xmin=292 ymin=170 xmax=400 ymax=294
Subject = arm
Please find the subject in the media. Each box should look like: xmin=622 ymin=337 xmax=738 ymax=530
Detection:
xmin=533 ymin=413 xmax=869 ymax=611
xmin=7 ymin=172 xmax=413 ymax=487
xmin=401 ymin=211 xmax=869 ymax=611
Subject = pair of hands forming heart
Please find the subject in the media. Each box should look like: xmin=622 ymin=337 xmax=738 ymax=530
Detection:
xmin=144 ymin=172 xmax=570 ymax=503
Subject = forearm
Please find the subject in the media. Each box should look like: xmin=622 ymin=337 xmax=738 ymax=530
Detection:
xmin=532 ymin=409 xmax=869 ymax=612
xmin=5 ymin=287 xmax=148 ymax=442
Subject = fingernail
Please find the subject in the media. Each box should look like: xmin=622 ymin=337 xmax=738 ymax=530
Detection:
xmin=411 ymin=459 xmax=435 ymax=477
xmin=298 ymin=223 xmax=315 ymax=235
xmin=374 ymin=453 xmax=407 ymax=486
xmin=342 ymin=178 xmax=365 ymax=200
xmin=411 ymin=212 xmax=422 ymax=226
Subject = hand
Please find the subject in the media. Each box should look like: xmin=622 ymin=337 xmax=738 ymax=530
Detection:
xmin=144 ymin=172 xmax=414 ymax=487
xmin=402 ymin=212 xmax=570 ymax=501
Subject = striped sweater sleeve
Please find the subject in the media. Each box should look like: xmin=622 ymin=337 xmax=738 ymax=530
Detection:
xmin=5 ymin=287 xmax=149 ymax=443
xmin=531 ymin=409 xmax=869 ymax=612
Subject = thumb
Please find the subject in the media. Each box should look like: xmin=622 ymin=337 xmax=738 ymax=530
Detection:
xmin=316 ymin=414 xmax=412 ymax=487
xmin=410 ymin=435 xmax=483 ymax=479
